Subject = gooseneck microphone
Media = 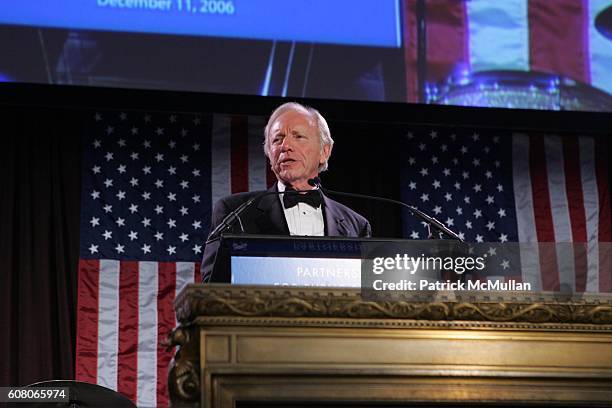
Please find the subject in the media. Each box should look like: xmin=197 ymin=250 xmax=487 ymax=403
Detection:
xmin=308 ymin=177 xmax=464 ymax=242
xmin=205 ymin=187 xmax=312 ymax=244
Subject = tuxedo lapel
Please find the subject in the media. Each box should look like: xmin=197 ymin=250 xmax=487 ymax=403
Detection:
xmin=322 ymin=193 xmax=348 ymax=236
xmin=255 ymin=184 xmax=290 ymax=235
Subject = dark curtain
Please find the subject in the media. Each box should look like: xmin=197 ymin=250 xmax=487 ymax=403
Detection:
xmin=0 ymin=107 xmax=83 ymax=387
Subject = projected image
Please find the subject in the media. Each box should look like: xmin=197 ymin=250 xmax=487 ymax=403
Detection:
xmin=1 ymin=0 xmax=612 ymax=111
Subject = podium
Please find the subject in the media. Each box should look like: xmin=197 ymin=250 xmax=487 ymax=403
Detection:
xmin=170 ymin=236 xmax=612 ymax=407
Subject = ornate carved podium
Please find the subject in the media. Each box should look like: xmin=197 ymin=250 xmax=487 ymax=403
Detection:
xmin=168 ymin=284 xmax=612 ymax=407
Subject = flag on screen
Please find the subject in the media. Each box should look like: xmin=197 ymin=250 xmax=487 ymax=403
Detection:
xmin=400 ymin=128 xmax=611 ymax=293
xmin=75 ymin=111 xmax=270 ymax=407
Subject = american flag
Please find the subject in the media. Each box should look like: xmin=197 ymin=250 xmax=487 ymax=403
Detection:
xmin=75 ymin=111 xmax=271 ymax=407
xmin=400 ymin=128 xmax=611 ymax=293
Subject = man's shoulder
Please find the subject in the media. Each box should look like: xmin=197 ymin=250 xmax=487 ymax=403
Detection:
xmin=216 ymin=190 xmax=267 ymax=209
xmin=325 ymin=195 xmax=369 ymax=225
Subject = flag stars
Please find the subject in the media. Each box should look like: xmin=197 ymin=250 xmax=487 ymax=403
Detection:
xmin=452 ymin=158 xmax=459 ymax=165
xmin=168 ymin=166 xmax=177 ymax=175
xmin=115 ymin=244 xmax=125 ymax=254
xmin=476 ymin=234 xmax=484 ymax=243
xmin=143 ymin=166 xmax=152 ymax=175
xmin=432 ymin=180 xmax=441 ymax=189
xmin=180 ymin=206 xmax=189 ymax=216
xmin=420 ymin=193 xmax=429 ymax=202
xmin=456 ymin=207 xmax=463 ymax=215
xmin=91 ymin=190 xmax=100 ymax=200
xmin=498 ymin=208 xmax=507 ymax=218
xmin=106 ymin=126 xmax=114 ymax=135
xmin=155 ymin=127 xmax=165 ymax=136
xmin=181 ymin=128 xmax=189 ymax=137
xmin=129 ymin=231 xmax=138 ymax=241
xmin=129 ymin=177 xmax=138 ymax=187
xmin=192 ymin=220 xmax=202 ymax=230
xmin=418 ymin=143 xmax=426 ymax=151
xmin=130 ymin=152 xmax=139 ymax=160
xmin=408 ymin=181 xmax=417 ymax=190
xmin=408 ymin=157 xmax=416 ymax=165
xmin=92 ymin=165 xmax=101 ymax=174
xmin=117 ymin=139 xmax=126 ymax=147
xmin=460 ymin=146 xmax=468 ymax=154
xmin=168 ymin=140 xmax=176 ymax=149
xmin=94 ymin=113 xmax=102 ymax=121
xmin=410 ymin=231 xmax=420 ymax=239
xmin=494 ymin=160 xmax=500 ymax=168
xmin=167 ymin=192 xmax=177 ymax=201
xmin=486 ymin=221 xmax=495 ymax=231
xmin=167 ymin=246 xmax=176 ymax=255
xmin=483 ymin=146 xmax=490 ymax=154
xmin=419 ymin=168 xmax=429 ymax=176
xmin=496 ymin=184 xmax=504 ymax=192
xmin=144 ymin=114 xmax=151 ymax=122
xmin=169 ymin=114 xmax=177 ymax=123
xmin=89 ymin=244 xmax=99 ymax=254
xmin=93 ymin=140 xmax=101 ymax=148
xmin=90 ymin=217 xmax=100 ymax=227
xmin=103 ymin=230 xmax=112 ymax=240
xmin=155 ymin=179 xmax=164 ymax=188
xmin=473 ymin=184 xmax=482 ymax=192
xmin=433 ymin=205 xmax=442 ymax=215
xmin=474 ymin=209 xmax=483 ymax=218
xmin=441 ymin=144 xmax=448 ymax=152
xmin=131 ymin=127 xmax=139 ymax=135
xmin=103 ymin=204 xmax=112 ymax=213
xmin=105 ymin=152 xmax=114 ymax=161
xmin=192 ymin=195 xmax=201 ymax=203
xmin=142 ymin=191 xmax=151 ymax=200
xmin=193 ymin=143 xmax=200 ymax=151
xmin=193 ymin=244 xmax=202 ymax=254
xmin=472 ymin=158 xmax=480 ymax=166
xmin=430 ymin=131 xmax=438 ymax=139
xmin=465 ymin=221 xmax=473 ymax=229
xmin=464 ymin=196 xmax=471 ymax=204
xmin=119 ymin=112 xmax=127 ymax=120
xmin=116 ymin=190 xmax=126 ymax=200
xmin=499 ymin=233 xmax=508 ymax=243
xmin=486 ymin=195 xmax=495 ymax=204
xmin=500 ymin=259 xmax=510 ymax=269
xmin=472 ymin=133 xmax=480 ymax=141
xmin=143 ymin=140 xmax=152 ymax=149
xmin=193 ymin=117 xmax=201 ymax=125
xmin=154 ymin=205 xmax=164 ymax=214
xmin=180 ymin=155 xmax=189 ymax=163
xmin=129 ymin=204 xmax=138 ymax=213
xmin=493 ymin=136 xmax=500 ymax=144
xmin=141 ymin=218 xmax=151 ymax=227
xmin=192 ymin=169 xmax=201 ymax=177
xmin=167 ymin=218 xmax=177 ymax=228
xmin=141 ymin=244 xmax=151 ymax=254
xmin=445 ymin=217 xmax=454 ymax=226
xmin=179 ymin=233 xmax=189 ymax=242
xmin=443 ymin=168 xmax=451 ymax=176
xmin=104 ymin=179 xmax=113 ymax=188
xmin=116 ymin=217 xmax=125 ymax=227
xmin=117 ymin=164 xmax=126 ymax=174
xmin=458 ymin=232 xmax=465 ymax=240
xmin=431 ymin=156 xmax=439 ymax=164
xmin=462 ymin=171 xmax=469 ymax=179
xmin=155 ymin=153 xmax=164 ymax=162
xmin=485 ymin=170 xmax=492 ymax=179
xmin=454 ymin=182 xmax=461 ymax=190
xmin=155 ymin=231 xmax=164 ymax=241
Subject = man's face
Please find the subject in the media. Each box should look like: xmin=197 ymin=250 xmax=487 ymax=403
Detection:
xmin=267 ymin=109 xmax=330 ymax=188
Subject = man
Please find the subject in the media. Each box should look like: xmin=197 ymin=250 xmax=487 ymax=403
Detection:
xmin=202 ymin=102 xmax=371 ymax=281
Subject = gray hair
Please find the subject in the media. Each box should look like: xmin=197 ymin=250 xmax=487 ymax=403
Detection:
xmin=263 ymin=102 xmax=334 ymax=172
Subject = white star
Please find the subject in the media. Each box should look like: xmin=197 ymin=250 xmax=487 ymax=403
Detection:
xmin=181 ymin=128 xmax=189 ymax=137
xmin=450 ymin=134 xmax=457 ymax=140
xmin=473 ymin=184 xmax=482 ymax=193
xmin=494 ymin=160 xmax=500 ymax=168
xmin=144 ymin=114 xmax=151 ymax=122
xmin=180 ymin=155 xmax=189 ymax=163
xmin=155 ymin=231 xmax=164 ymax=241
xmin=483 ymin=146 xmax=490 ymax=154
xmin=90 ymin=217 xmax=100 ymax=227
xmin=501 ymin=260 xmax=510 ymax=269
xmin=192 ymin=244 xmax=202 ymax=254
xmin=94 ymin=113 xmax=102 ymax=121
xmin=433 ymin=205 xmax=442 ymax=215
xmin=431 ymin=156 xmax=439 ymax=164
xmin=143 ymin=140 xmax=151 ymax=149
xmin=179 ymin=233 xmax=189 ymax=242
xmin=486 ymin=195 xmax=494 ymax=204
xmin=496 ymin=184 xmax=504 ymax=192
xmin=193 ymin=143 xmax=200 ymax=151
xmin=408 ymin=157 xmax=416 ymax=165
xmin=129 ymin=204 xmax=138 ymax=213
xmin=420 ymin=193 xmax=429 ymax=202
xmin=168 ymin=140 xmax=176 ymax=149
xmin=169 ymin=114 xmax=177 ymax=123
xmin=474 ymin=209 xmax=482 ymax=218
xmin=476 ymin=234 xmax=484 ymax=243
xmin=117 ymin=164 xmax=126 ymax=174
xmin=129 ymin=230 xmax=138 ymax=241
xmin=168 ymin=166 xmax=177 ymax=175
xmin=130 ymin=152 xmax=139 ymax=160
xmin=155 ymin=153 xmax=164 ymax=162
xmin=445 ymin=218 xmax=454 ymax=227
xmin=192 ymin=169 xmax=201 ymax=177
xmin=105 ymin=152 xmax=114 ymax=161
xmin=454 ymin=182 xmax=461 ymax=190
xmin=119 ymin=112 xmax=127 ymax=120
xmin=192 ymin=220 xmax=202 ymax=229
xmin=192 ymin=195 xmax=201 ymax=203
xmin=462 ymin=171 xmax=469 ymax=179
xmin=155 ymin=179 xmax=164 ymax=188
xmin=458 ymin=232 xmax=465 ymax=240
xmin=116 ymin=190 xmax=126 ymax=200
xmin=408 ymin=181 xmax=417 ymax=190
xmin=154 ymin=205 xmax=164 ymax=214
xmin=143 ymin=166 xmax=151 ymax=175
xmin=493 ymin=136 xmax=500 ymax=144
xmin=465 ymin=221 xmax=472 ymax=229
xmin=142 ymin=192 xmax=151 ymax=200
xmin=419 ymin=168 xmax=429 ymax=176
xmin=432 ymin=180 xmax=441 ymax=189
xmin=499 ymin=233 xmax=508 ymax=243
xmin=167 ymin=192 xmax=177 ymax=201
xmin=103 ymin=204 xmax=112 ymax=213
xmin=418 ymin=143 xmax=426 ymax=151
xmin=444 ymin=192 xmax=452 ymax=201
xmin=142 ymin=218 xmax=151 ymax=227
xmin=89 ymin=244 xmax=98 ymax=254
xmin=441 ymin=144 xmax=448 ymax=152
xmin=443 ymin=168 xmax=451 ymax=176
xmin=430 ymin=131 xmax=438 ymax=139
xmin=93 ymin=140 xmax=101 ymax=148
xmin=180 ymin=180 xmax=189 ymax=189
xmin=92 ymin=165 xmax=101 ymax=174
xmin=464 ymin=196 xmax=471 ymax=204
xmin=472 ymin=158 xmax=480 ymax=166
xmin=456 ymin=207 xmax=463 ymax=215
xmin=117 ymin=139 xmax=126 ymax=147
xmin=498 ymin=208 xmax=506 ymax=218
xmin=131 ymin=127 xmax=139 ymax=135
xmin=106 ymin=126 xmax=114 ymax=135
xmin=142 ymin=244 xmax=151 ymax=254
xmin=91 ymin=190 xmax=100 ymax=200
xmin=129 ymin=177 xmax=139 ymax=187
xmin=410 ymin=231 xmax=420 ymax=239
xmin=115 ymin=244 xmax=125 ymax=254
xmin=167 ymin=246 xmax=176 ymax=255
xmin=180 ymin=206 xmax=189 ymax=216
xmin=472 ymin=133 xmax=480 ymax=141
xmin=486 ymin=221 xmax=495 ymax=231
xmin=167 ymin=218 xmax=176 ymax=228
xmin=485 ymin=170 xmax=492 ymax=179
xmin=452 ymin=158 xmax=459 ymax=165
xmin=103 ymin=230 xmax=112 ymax=240
xmin=155 ymin=127 xmax=164 ymax=136
xmin=116 ymin=218 xmax=125 ymax=227
xmin=460 ymin=146 xmax=468 ymax=154
xmin=488 ymin=247 xmax=497 ymax=256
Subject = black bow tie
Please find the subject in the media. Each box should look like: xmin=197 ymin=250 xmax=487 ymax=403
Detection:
xmin=282 ymin=189 xmax=322 ymax=209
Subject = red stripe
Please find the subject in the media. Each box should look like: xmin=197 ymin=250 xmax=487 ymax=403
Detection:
xmin=595 ymin=138 xmax=611 ymax=291
xmin=529 ymin=135 xmax=560 ymax=291
xmin=156 ymin=262 xmax=177 ymax=408
xmin=231 ymin=115 xmax=249 ymax=193
xmin=562 ymin=137 xmax=588 ymax=292
xmin=117 ymin=261 xmax=138 ymax=402
xmin=528 ymin=0 xmax=590 ymax=83
xmin=426 ymin=0 xmax=469 ymax=84
xmin=194 ymin=261 xmax=202 ymax=284
xmin=75 ymin=259 xmax=100 ymax=383
xmin=402 ymin=0 xmax=419 ymax=102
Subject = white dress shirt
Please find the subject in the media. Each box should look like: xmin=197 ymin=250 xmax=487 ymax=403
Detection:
xmin=277 ymin=181 xmax=325 ymax=236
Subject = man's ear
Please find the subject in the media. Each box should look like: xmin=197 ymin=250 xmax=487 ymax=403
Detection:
xmin=320 ymin=144 xmax=332 ymax=165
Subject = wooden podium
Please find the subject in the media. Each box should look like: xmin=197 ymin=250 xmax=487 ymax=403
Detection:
xmin=168 ymin=284 xmax=612 ymax=407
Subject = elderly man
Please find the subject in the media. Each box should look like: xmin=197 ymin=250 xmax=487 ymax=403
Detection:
xmin=202 ymin=102 xmax=371 ymax=281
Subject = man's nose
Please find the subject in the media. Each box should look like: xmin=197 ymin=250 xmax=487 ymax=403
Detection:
xmin=280 ymin=136 xmax=294 ymax=151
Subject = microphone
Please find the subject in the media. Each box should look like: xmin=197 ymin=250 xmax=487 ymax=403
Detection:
xmin=308 ymin=177 xmax=464 ymax=242
xmin=205 ymin=187 xmax=311 ymax=244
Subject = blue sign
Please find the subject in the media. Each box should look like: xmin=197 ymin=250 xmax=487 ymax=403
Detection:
xmin=0 ymin=0 xmax=401 ymax=47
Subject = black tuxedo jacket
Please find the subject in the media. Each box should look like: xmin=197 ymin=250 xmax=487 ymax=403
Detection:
xmin=201 ymin=184 xmax=371 ymax=281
